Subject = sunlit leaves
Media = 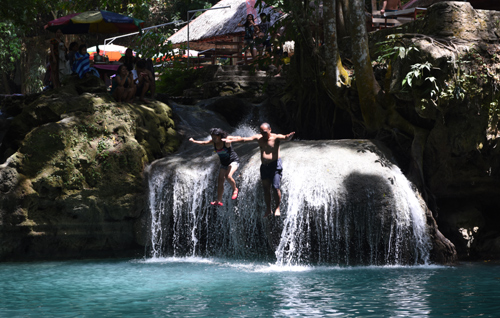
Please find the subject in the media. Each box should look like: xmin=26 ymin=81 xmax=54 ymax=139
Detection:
xmin=0 ymin=22 xmax=22 ymax=74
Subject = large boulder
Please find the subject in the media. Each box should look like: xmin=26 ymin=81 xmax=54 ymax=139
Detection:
xmin=0 ymin=76 xmax=179 ymax=261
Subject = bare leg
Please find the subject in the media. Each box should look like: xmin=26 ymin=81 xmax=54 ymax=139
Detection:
xmin=125 ymin=88 xmax=134 ymax=102
xmin=113 ymin=87 xmax=124 ymax=102
xmin=225 ymin=164 xmax=238 ymax=192
xmin=273 ymin=188 xmax=282 ymax=216
xmin=261 ymin=179 xmax=272 ymax=217
xmin=128 ymin=86 xmax=137 ymax=102
xmin=140 ymin=82 xmax=150 ymax=103
xmin=216 ymin=168 xmax=227 ymax=202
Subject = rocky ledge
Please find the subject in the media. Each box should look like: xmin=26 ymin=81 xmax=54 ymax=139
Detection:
xmin=0 ymin=76 xmax=179 ymax=261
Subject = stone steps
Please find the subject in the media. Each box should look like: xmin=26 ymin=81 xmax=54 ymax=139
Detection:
xmin=214 ymin=76 xmax=274 ymax=82
xmin=178 ymin=65 xmax=285 ymax=100
xmin=213 ymin=65 xmax=275 ymax=82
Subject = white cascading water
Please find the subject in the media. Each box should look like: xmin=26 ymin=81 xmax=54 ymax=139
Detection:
xmin=146 ymin=135 xmax=432 ymax=265
xmin=271 ymin=140 xmax=431 ymax=266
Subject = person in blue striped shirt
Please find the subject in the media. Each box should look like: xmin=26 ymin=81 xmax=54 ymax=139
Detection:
xmin=74 ymin=44 xmax=99 ymax=79
xmin=74 ymin=44 xmax=91 ymax=78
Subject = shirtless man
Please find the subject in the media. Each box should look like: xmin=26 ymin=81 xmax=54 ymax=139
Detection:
xmin=380 ymin=0 xmax=401 ymax=14
xmin=229 ymin=123 xmax=295 ymax=217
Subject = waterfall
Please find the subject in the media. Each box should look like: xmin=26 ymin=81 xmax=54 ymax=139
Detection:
xmin=146 ymin=136 xmax=432 ymax=265
xmin=270 ymin=140 xmax=431 ymax=266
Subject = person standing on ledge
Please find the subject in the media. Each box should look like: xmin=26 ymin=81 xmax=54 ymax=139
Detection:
xmin=189 ymin=128 xmax=240 ymax=207
xmin=228 ymin=123 xmax=294 ymax=217
xmin=380 ymin=0 xmax=401 ymax=15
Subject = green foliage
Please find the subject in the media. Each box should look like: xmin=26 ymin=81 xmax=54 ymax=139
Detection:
xmin=174 ymin=0 xmax=218 ymax=20
xmin=24 ymin=53 xmax=46 ymax=94
xmin=132 ymin=29 xmax=176 ymax=73
xmin=255 ymin=0 xmax=292 ymax=13
xmin=157 ymin=62 xmax=200 ymax=96
xmin=402 ymin=62 xmax=434 ymax=88
xmin=0 ymin=23 xmax=22 ymax=75
xmin=0 ymin=0 xmax=42 ymax=31
xmin=375 ymin=34 xmax=419 ymax=64
xmin=401 ymin=62 xmax=440 ymax=107
xmin=400 ymin=52 xmax=485 ymax=110
xmin=97 ymin=138 xmax=109 ymax=159
xmin=47 ymin=0 xmax=151 ymax=20
xmin=375 ymin=36 xmax=481 ymax=110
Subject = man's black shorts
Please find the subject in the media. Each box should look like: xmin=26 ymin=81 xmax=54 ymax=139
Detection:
xmin=260 ymin=158 xmax=283 ymax=189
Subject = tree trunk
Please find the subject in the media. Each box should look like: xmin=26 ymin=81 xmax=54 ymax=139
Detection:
xmin=324 ymin=0 xmax=339 ymax=86
xmin=336 ymin=0 xmax=348 ymax=38
xmin=324 ymin=0 xmax=351 ymax=92
xmin=347 ymin=0 xmax=382 ymax=131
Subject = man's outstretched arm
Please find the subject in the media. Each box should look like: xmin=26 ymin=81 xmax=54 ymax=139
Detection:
xmin=223 ymin=135 xmax=261 ymax=143
xmin=274 ymin=132 xmax=295 ymax=141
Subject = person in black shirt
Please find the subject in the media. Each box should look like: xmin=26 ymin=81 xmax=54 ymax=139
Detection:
xmin=257 ymin=13 xmax=271 ymax=56
xmin=238 ymin=14 xmax=259 ymax=64
xmin=189 ymin=128 xmax=241 ymax=206
xmin=119 ymin=48 xmax=138 ymax=71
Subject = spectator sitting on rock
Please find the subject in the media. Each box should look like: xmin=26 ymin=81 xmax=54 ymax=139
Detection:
xmin=74 ymin=44 xmax=99 ymax=78
xmin=135 ymin=59 xmax=155 ymax=103
xmin=111 ymin=64 xmax=136 ymax=103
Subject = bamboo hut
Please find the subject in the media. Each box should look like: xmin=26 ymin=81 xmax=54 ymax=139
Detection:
xmin=168 ymin=0 xmax=284 ymax=64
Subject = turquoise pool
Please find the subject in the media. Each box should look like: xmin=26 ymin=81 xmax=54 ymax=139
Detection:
xmin=0 ymin=258 xmax=498 ymax=317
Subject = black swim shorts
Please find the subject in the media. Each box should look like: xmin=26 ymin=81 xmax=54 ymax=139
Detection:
xmin=260 ymin=158 xmax=283 ymax=189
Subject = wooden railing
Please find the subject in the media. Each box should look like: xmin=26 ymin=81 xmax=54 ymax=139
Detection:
xmin=372 ymin=7 xmax=427 ymax=30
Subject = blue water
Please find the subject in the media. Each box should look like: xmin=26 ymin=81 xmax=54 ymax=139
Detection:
xmin=0 ymin=258 xmax=499 ymax=317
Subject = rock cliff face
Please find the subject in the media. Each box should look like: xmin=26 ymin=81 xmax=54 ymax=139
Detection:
xmin=0 ymin=76 xmax=179 ymax=261
xmin=364 ymin=1 xmax=500 ymax=260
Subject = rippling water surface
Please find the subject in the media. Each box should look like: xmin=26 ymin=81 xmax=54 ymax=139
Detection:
xmin=0 ymin=258 xmax=498 ymax=317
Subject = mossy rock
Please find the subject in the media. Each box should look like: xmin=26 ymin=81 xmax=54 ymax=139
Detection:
xmin=0 ymin=76 xmax=179 ymax=261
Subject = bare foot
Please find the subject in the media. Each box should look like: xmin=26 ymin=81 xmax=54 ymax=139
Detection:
xmin=274 ymin=206 xmax=280 ymax=216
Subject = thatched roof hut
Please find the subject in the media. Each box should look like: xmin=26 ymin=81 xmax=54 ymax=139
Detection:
xmin=168 ymin=0 xmax=284 ymax=49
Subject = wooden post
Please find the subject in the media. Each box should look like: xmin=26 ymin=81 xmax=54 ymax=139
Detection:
xmin=371 ymin=0 xmax=378 ymax=14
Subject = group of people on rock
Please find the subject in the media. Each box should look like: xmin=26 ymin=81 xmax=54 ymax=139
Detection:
xmin=48 ymin=29 xmax=100 ymax=88
xmin=237 ymin=12 xmax=287 ymax=71
xmin=47 ymin=29 xmax=155 ymax=103
xmin=111 ymin=54 xmax=155 ymax=103
xmin=190 ymin=123 xmax=295 ymax=218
